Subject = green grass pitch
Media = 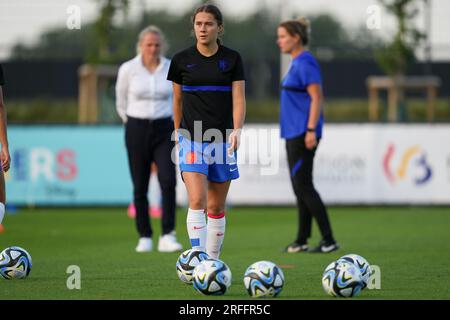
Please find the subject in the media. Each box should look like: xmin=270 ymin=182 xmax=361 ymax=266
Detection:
xmin=0 ymin=206 xmax=449 ymax=300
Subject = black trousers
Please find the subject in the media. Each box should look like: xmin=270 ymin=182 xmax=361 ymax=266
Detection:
xmin=125 ymin=116 xmax=176 ymax=238
xmin=286 ymin=134 xmax=335 ymax=245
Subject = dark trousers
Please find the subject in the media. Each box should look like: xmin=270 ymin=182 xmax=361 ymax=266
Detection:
xmin=286 ymin=134 xmax=335 ymax=245
xmin=125 ymin=116 xmax=176 ymax=238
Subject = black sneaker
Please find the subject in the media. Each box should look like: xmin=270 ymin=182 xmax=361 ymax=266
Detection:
xmin=309 ymin=240 xmax=339 ymax=253
xmin=283 ymin=242 xmax=309 ymax=253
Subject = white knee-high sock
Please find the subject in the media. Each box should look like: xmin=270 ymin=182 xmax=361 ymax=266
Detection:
xmin=0 ymin=203 xmax=5 ymax=225
xmin=186 ymin=208 xmax=207 ymax=252
xmin=206 ymin=212 xmax=226 ymax=259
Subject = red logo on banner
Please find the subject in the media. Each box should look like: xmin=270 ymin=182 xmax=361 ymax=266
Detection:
xmin=382 ymin=143 xmax=432 ymax=185
xmin=56 ymin=149 xmax=77 ymax=181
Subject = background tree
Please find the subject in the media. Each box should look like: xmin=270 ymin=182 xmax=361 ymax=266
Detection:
xmin=87 ymin=0 xmax=129 ymax=63
xmin=375 ymin=0 xmax=425 ymax=76
xmin=10 ymin=7 xmax=382 ymax=63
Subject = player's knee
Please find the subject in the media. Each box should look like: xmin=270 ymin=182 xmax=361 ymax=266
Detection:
xmin=297 ymin=178 xmax=314 ymax=190
xmin=207 ymin=204 xmax=224 ymax=215
xmin=189 ymin=198 xmax=206 ymax=210
xmin=297 ymin=186 xmax=318 ymax=200
xmin=158 ymin=177 xmax=176 ymax=190
xmin=133 ymin=190 xmax=147 ymax=201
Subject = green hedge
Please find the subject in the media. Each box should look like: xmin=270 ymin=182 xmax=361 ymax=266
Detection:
xmin=6 ymin=97 xmax=450 ymax=124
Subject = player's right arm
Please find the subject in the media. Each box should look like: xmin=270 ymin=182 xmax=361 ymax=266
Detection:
xmin=305 ymin=83 xmax=323 ymax=150
xmin=0 ymin=86 xmax=10 ymax=172
xmin=172 ymin=82 xmax=183 ymax=143
xmin=115 ymin=63 xmax=130 ymax=123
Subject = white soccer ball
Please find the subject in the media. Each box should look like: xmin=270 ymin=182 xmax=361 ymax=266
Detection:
xmin=0 ymin=246 xmax=33 ymax=280
xmin=338 ymin=254 xmax=372 ymax=288
xmin=243 ymin=260 xmax=285 ymax=298
xmin=192 ymin=259 xmax=232 ymax=295
xmin=176 ymin=249 xmax=209 ymax=284
xmin=322 ymin=260 xmax=364 ymax=298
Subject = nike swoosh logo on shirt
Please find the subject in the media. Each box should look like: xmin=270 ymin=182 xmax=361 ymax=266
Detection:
xmin=193 ymin=226 xmax=205 ymax=230
xmin=230 ymin=168 xmax=238 ymax=172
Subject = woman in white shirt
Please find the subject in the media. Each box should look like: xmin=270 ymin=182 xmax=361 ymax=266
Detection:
xmin=116 ymin=26 xmax=182 ymax=253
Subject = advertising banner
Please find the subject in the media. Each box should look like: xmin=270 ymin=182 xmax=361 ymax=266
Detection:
xmin=6 ymin=124 xmax=450 ymax=205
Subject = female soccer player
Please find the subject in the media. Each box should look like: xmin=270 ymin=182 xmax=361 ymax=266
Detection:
xmin=116 ymin=26 xmax=182 ymax=253
xmin=0 ymin=64 xmax=11 ymax=227
xmin=277 ymin=18 xmax=339 ymax=253
xmin=167 ymin=4 xmax=246 ymax=259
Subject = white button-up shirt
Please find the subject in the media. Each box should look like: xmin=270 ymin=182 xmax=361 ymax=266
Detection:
xmin=115 ymin=55 xmax=173 ymax=122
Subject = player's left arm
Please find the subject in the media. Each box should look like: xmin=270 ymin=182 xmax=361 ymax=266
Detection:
xmin=0 ymin=86 xmax=10 ymax=172
xmin=229 ymin=80 xmax=246 ymax=153
xmin=305 ymin=83 xmax=323 ymax=150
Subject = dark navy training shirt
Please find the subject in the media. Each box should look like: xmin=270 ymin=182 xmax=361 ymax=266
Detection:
xmin=167 ymin=45 xmax=245 ymax=141
xmin=280 ymin=51 xmax=324 ymax=139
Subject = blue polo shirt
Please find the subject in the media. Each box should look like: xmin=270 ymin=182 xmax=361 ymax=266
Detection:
xmin=280 ymin=51 xmax=324 ymax=139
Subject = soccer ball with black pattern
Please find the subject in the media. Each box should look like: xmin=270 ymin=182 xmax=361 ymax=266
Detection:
xmin=192 ymin=259 xmax=232 ymax=295
xmin=176 ymin=249 xmax=209 ymax=284
xmin=322 ymin=260 xmax=364 ymax=298
xmin=338 ymin=254 xmax=372 ymax=288
xmin=0 ymin=246 xmax=33 ymax=280
xmin=243 ymin=261 xmax=285 ymax=298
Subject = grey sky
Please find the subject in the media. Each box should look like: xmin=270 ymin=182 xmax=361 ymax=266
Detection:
xmin=0 ymin=0 xmax=449 ymax=60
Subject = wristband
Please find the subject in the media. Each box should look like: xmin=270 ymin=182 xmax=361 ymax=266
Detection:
xmin=307 ymin=128 xmax=315 ymax=132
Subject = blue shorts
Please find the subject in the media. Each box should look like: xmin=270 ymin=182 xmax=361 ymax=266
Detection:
xmin=178 ymin=134 xmax=239 ymax=183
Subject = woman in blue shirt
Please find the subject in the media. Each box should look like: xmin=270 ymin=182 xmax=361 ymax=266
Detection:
xmin=277 ymin=18 xmax=338 ymax=253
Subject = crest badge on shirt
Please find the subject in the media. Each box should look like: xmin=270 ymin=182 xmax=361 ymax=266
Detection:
xmin=185 ymin=151 xmax=197 ymax=164
xmin=218 ymin=59 xmax=229 ymax=72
